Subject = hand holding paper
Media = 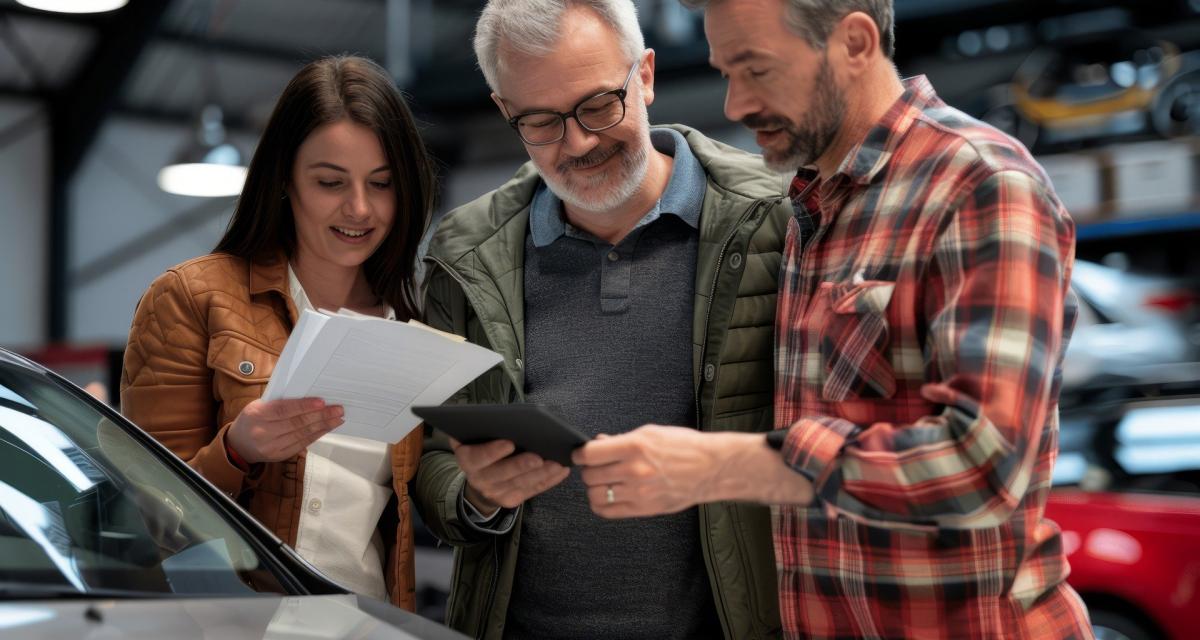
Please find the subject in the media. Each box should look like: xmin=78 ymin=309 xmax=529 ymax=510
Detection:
xmin=262 ymin=309 xmax=503 ymax=444
xmin=226 ymin=397 xmax=344 ymax=464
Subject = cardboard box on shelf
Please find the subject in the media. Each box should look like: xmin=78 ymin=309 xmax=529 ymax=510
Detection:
xmin=1107 ymin=140 xmax=1196 ymax=217
xmin=1035 ymin=152 xmax=1104 ymax=222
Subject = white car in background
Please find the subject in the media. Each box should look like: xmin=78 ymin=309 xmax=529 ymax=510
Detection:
xmin=1064 ymin=260 xmax=1200 ymax=392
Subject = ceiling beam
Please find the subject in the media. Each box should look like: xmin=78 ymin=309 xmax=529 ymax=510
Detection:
xmin=52 ymin=2 xmax=169 ymax=178
xmin=0 ymin=83 xmax=46 ymax=100
xmin=0 ymin=12 xmax=52 ymax=88
xmin=0 ymin=3 xmax=98 ymax=27
xmin=110 ymin=101 xmax=257 ymax=134
xmin=70 ymin=196 xmax=236 ymax=290
xmin=0 ymin=107 xmax=44 ymax=152
xmin=47 ymin=0 xmax=170 ymax=341
xmin=155 ymin=28 xmax=384 ymax=67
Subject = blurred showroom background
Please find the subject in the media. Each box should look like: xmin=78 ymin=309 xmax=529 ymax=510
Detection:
xmin=0 ymin=0 xmax=1198 ymax=636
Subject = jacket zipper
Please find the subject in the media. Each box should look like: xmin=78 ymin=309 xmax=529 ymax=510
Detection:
xmin=425 ymin=255 xmax=507 ymax=639
xmin=693 ymin=198 xmax=772 ymax=640
xmin=694 ymin=199 xmax=769 ymax=426
xmin=485 ymin=537 xmax=500 ymax=637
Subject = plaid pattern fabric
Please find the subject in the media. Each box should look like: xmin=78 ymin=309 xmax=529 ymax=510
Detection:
xmin=772 ymin=76 xmax=1091 ymax=639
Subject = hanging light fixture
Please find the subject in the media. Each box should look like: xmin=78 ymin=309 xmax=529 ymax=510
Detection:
xmin=157 ymin=104 xmax=247 ymax=198
xmin=16 ymin=0 xmax=129 ymax=13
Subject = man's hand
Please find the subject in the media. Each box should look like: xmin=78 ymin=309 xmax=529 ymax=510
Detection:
xmin=573 ymin=425 xmax=725 ymax=518
xmin=574 ymin=425 xmax=816 ymax=518
xmin=452 ymin=438 xmax=570 ymax=515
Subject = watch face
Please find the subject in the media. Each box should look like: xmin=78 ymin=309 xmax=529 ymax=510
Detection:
xmin=766 ymin=428 xmax=788 ymax=451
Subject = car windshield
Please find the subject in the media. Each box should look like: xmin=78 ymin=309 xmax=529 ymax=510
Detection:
xmin=0 ymin=357 xmax=288 ymax=597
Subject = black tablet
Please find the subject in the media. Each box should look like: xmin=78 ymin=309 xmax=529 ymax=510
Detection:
xmin=411 ymin=404 xmax=590 ymax=467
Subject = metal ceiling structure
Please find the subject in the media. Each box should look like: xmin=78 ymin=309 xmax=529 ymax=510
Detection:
xmin=3 ymin=0 xmax=1199 ymax=151
xmin=1 ymin=0 xmax=1199 ymax=340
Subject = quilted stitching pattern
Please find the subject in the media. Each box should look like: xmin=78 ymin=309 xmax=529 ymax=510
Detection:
xmin=120 ymin=253 xmax=419 ymax=609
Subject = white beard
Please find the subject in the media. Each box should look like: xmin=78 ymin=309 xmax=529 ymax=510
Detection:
xmin=532 ymin=103 xmax=652 ymax=214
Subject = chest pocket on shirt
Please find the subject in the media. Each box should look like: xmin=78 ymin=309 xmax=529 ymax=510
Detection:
xmin=208 ymin=333 xmax=278 ymax=415
xmin=817 ymin=280 xmax=896 ymax=402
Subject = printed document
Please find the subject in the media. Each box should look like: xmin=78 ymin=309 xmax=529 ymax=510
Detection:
xmin=262 ymin=309 xmax=502 ymax=443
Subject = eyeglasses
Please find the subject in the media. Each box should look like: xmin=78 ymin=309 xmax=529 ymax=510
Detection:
xmin=506 ymin=57 xmax=642 ymax=146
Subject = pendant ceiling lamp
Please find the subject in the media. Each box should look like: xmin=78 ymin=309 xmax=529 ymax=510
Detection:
xmin=156 ymin=0 xmax=247 ymax=198
xmin=156 ymin=104 xmax=247 ymax=198
xmin=15 ymin=0 xmax=128 ymax=13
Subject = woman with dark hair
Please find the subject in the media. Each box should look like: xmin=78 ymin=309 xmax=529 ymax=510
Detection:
xmin=120 ymin=55 xmax=436 ymax=609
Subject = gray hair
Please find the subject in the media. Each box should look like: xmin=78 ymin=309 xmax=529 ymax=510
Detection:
xmin=681 ymin=0 xmax=895 ymax=59
xmin=474 ymin=0 xmax=646 ymax=93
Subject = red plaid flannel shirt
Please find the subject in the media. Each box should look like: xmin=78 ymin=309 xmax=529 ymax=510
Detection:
xmin=772 ymin=76 xmax=1092 ymax=639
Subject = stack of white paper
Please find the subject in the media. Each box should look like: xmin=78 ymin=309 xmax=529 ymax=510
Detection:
xmin=262 ymin=309 xmax=503 ymax=443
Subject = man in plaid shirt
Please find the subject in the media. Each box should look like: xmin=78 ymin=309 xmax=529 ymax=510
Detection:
xmin=574 ymin=0 xmax=1094 ymax=637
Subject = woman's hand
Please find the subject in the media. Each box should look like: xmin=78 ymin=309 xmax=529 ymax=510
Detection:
xmin=225 ymin=398 xmax=344 ymax=464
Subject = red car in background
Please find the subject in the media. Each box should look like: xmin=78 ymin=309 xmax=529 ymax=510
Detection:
xmin=1047 ymin=378 xmax=1200 ymax=640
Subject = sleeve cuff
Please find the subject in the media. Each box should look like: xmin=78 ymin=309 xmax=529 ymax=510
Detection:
xmin=462 ymin=495 xmax=501 ymax=523
xmin=456 ymin=484 xmax=518 ymax=535
xmin=190 ymin=422 xmax=249 ymax=497
xmin=780 ymin=416 xmax=857 ymax=491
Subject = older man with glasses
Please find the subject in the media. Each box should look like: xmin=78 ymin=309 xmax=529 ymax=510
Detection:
xmin=412 ymin=1 xmax=791 ymax=639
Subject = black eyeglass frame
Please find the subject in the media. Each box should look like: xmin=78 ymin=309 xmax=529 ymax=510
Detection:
xmin=504 ymin=56 xmax=643 ymax=146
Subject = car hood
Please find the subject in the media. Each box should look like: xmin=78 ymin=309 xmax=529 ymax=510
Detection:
xmin=0 ymin=594 xmax=468 ymax=639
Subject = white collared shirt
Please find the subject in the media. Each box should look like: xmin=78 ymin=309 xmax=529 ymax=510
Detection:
xmin=288 ymin=266 xmax=393 ymax=600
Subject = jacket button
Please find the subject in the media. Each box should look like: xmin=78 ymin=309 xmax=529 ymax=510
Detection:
xmin=515 ymin=358 xmax=523 ymax=370
xmin=729 ymin=253 xmax=744 ymax=270
xmin=239 ymin=361 xmax=255 ymax=375
xmin=704 ymin=363 xmax=716 ymax=382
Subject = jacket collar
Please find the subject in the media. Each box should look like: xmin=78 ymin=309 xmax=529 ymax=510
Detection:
xmin=248 ymin=253 xmax=300 ymax=324
xmin=831 ymin=75 xmax=939 ymax=186
xmin=426 ymin=123 xmax=785 ymax=267
xmin=249 ymin=252 xmax=290 ymax=296
xmin=528 ymin=128 xmax=705 ymax=248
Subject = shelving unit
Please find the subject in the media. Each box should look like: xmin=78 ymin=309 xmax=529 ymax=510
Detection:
xmin=1076 ymin=211 xmax=1200 ymax=241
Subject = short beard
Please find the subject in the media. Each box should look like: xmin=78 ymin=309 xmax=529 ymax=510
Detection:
xmin=533 ymin=106 xmax=652 ymax=214
xmin=743 ymin=55 xmax=845 ymax=173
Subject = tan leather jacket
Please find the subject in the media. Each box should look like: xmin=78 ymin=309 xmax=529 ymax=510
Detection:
xmin=120 ymin=252 xmax=421 ymax=610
